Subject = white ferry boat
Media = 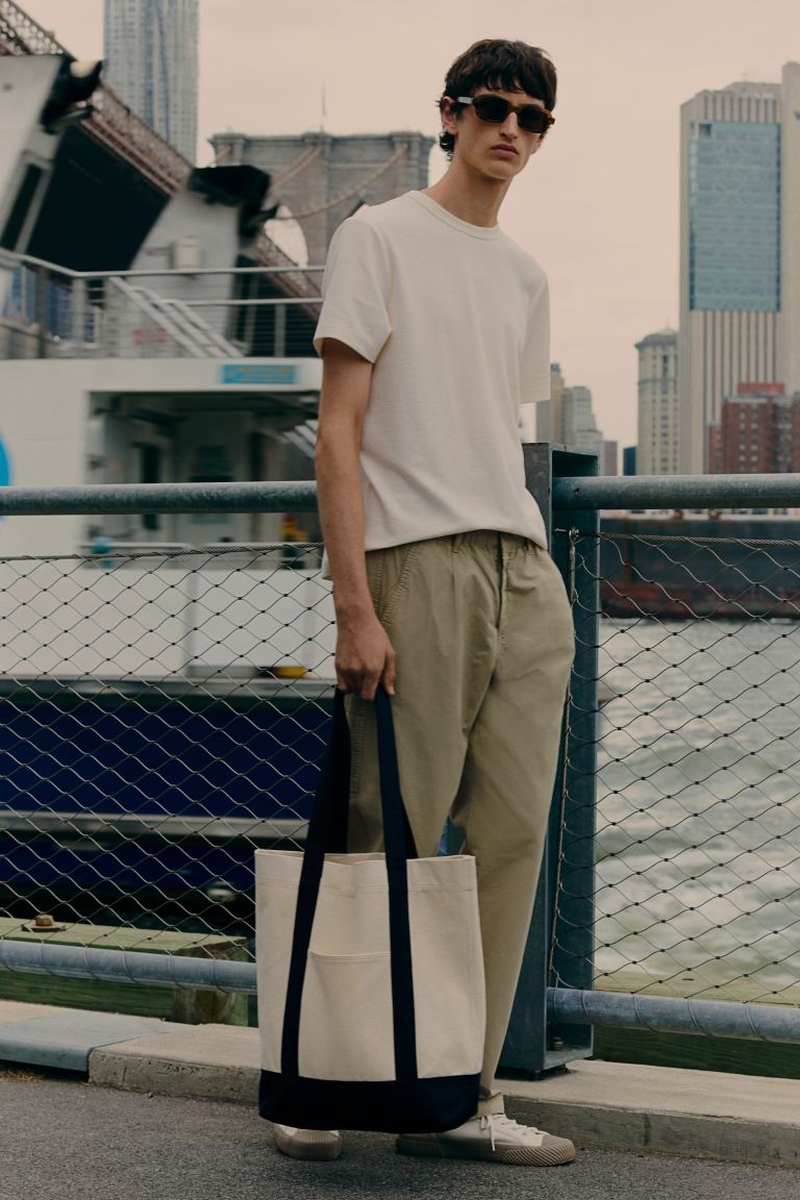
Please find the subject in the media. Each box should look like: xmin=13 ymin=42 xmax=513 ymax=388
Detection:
xmin=0 ymin=41 xmax=335 ymax=911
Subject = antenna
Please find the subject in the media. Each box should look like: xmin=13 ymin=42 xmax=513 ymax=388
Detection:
xmin=320 ymin=82 xmax=327 ymax=132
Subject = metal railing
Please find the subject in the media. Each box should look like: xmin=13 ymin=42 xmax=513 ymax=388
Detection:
xmin=539 ymin=455 xmax=800 ymax=1061
xmin=0 ymin=468 xmax=798 ymax=1072
xmin=0 ymin=253 xmax=323 ymax=360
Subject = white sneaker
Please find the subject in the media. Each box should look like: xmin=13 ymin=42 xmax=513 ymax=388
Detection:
xmin=396 ymin=1112 xmax=576 ymax=1166
xmin=272 ymin=1124 xmax=343 ymax=1161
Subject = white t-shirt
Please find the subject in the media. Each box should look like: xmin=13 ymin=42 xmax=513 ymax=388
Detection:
xmin=314 ymin=190 xmax=549 ymax=551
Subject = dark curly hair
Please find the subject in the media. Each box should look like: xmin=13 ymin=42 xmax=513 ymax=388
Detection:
xmin=438 ymin=39 xmax=557 ymax=156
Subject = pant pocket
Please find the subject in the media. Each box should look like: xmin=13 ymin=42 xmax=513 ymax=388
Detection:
xmin=298 ymin=950 xmax=395 ymax=1081
xmin=366 ymin=543 xmax=420 ymax=623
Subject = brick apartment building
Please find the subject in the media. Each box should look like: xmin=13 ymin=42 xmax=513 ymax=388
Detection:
xmin=708 ymin=382 xmax=800 ymax=473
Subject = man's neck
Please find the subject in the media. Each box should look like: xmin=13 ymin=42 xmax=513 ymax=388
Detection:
xmin=423 ymin=161 xmax=511 ymax=228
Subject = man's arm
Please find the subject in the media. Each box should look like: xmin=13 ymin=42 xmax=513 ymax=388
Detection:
xmin=315 ymin=338 xmax=396 ymax=701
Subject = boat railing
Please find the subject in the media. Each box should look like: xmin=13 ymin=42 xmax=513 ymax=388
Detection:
xmin=0 ymin=250 xmax=324 ymax=360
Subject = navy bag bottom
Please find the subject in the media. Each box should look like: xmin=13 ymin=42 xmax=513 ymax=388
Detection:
xmin=259 ymin=1070 xmax=481 ymax=1134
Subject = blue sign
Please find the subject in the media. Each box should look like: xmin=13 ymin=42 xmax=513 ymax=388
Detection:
xmin=0 ymin=437 xmax=10 ymax=519
xmin=220 ymin=363 xmax=298 ymax=387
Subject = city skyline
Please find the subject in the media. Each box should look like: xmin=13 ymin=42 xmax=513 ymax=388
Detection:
xmin=679 ymin=65 xmax=800 ymax=473
xmin=20 ymin=0 xmax=800 ymax=451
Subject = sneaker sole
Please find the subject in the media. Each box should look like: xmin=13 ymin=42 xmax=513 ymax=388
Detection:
xmin=396 ymin=1134 xmax=576 ymax=1166
xmin=273 ymin=1129 xmax=343 ymax=1161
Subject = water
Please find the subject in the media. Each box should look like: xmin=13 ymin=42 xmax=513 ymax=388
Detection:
xmin=592 ymin=617 xmax=800 ymax=1003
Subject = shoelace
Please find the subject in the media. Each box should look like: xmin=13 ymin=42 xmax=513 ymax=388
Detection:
xmin=479 ymin=1114 xmax=497 ymax=1151
xmin=478 ymin=1113 xmax=545 ymax=1152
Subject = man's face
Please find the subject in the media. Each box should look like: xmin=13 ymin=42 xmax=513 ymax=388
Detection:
xmin=443 ymin=85 xmax=547 ymax=181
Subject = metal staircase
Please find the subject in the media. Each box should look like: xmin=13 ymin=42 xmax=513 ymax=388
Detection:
xmin=109 ymin=277 xmax=241 ymax=358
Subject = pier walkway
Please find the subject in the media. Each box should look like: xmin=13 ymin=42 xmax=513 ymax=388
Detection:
xmin=0 ymin=998 xmax=797 ymax=1196
xmin=2 ymin=1060 xmax=798 ymax=1200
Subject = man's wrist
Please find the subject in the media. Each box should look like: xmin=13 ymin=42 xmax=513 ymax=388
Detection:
xmin=333 ymin=594 xmax=377 ymax=624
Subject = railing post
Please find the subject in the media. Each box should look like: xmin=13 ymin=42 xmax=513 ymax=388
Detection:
xmin=549 ymin=447 xmax=599 ymax=1058
xmin=274 ymin=303 xmax=287 ymax=356
xmin=499 ymin=443 xmax=598 ymax=1076
xmin=71 ymin=277 xmax=87 ymax=351
xmin=35 ymin=263 xmax=48 ymax=358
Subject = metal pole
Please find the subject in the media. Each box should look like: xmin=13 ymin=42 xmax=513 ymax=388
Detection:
xmin=0 ymin=938 xmax=257 ymax=994
xmin=547 ymin=447 xmax=599 ymax=1065
xmin=549 ymin=987 xmax=800 ymax=1045
xmin=0 ymin=481 xmax=318 ymax=516
xmin=553 ymin=472 xmax=800 ymax=512
xmin=500 ymin=445 xmax=599 ymax=1076
xmin=5 ymin=940 xmax=799 ymax=1045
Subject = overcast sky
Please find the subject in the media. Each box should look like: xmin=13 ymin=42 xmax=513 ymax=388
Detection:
xmin=20 ymin=0 xmax=800 ymax=448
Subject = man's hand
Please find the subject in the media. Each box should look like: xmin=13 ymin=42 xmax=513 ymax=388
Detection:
xmin=335 ymin=610 xmax=396 ymax=700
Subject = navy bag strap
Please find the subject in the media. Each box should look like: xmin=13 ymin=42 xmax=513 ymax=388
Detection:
xmin=280 ymin=686 xmax=419 ymax=1080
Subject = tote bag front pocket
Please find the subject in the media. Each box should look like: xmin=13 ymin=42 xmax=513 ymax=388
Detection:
xmin=299 ymin=951 xmax=394 ymax=1081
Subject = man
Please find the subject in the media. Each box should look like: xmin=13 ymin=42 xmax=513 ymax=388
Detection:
xmin=274 ymin=38 xmax=576 ymax=1167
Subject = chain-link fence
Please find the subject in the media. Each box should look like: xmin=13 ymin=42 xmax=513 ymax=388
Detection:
xmin=0 ymin=543 xmax=335 ymax=974
xmin=551 ymin=520 xmax=800 ymax=1016
xmin=3 ymin=487 xmax=800 ymax=1048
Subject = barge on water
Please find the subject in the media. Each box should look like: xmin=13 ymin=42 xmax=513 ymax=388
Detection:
xmin=598 ymin=515 xmax=800 ymax=620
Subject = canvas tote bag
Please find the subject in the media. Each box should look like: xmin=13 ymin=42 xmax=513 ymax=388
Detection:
xmin=256 ymin=687 xmax=486 ymax=1133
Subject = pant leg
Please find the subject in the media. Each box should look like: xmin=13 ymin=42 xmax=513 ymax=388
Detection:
xmin=452 ymin=539 xmax=575 ymax=1102
xmin=345 ymin=532 xmax=574 ymax=1114
xmin=346 ymin=534 xmax=499 ymax=856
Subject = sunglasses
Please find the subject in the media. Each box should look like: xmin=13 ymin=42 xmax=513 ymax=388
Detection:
xmin=455 ymin=94 xmax=555 ymax=135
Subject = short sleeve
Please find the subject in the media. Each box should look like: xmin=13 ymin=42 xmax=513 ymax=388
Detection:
xmin=520 ymin=275 xmax=550 ymax=405
xmin=313 ymin=215 xmax=392 ymax=362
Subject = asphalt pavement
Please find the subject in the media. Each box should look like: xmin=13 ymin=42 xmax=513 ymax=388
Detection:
xmin=2 ymin=1064 xmax=798 ymax=1200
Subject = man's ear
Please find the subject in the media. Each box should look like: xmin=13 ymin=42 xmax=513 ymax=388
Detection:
xmin=439 ymin=96 xmax=459 ymax=139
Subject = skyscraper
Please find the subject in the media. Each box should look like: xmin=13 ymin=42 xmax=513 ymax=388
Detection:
xmin=103 ymin=0 xmax=199 ymax=162
xmin=562 ymin=385 xmax=604 ymax=461
xmin=535 ymin=365 xmax=604 ymax=461
xmin=679 ymin=63 xmax=800 ymax=473
xmin=636 ymin=328 xmax=679 ymax=475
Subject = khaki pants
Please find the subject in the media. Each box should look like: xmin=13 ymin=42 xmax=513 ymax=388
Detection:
xmin=345 ymin=531 xmax=575 ymax=1114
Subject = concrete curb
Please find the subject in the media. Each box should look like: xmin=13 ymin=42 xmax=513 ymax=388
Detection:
xmin=90 ymin=1024 xmax=260 ymax=1105
xmin=504 ymin=1062 xmax=800 ymax=1168
xmin=2 ymin=1002 xmax=798 ymax=1167
xmin=89 ymin=1025 xmax=800 ymax=1168
xmin=508 ymin=1094 xmax=800 ymax=1169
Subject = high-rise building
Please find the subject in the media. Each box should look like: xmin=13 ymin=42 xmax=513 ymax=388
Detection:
xmin=636 ymin=328 xmax=679 ymax=475
xmin=622 ymin=446 xmax=637 ymax=476
xmin=602 ymin=441 xmax=619 ymax=476
xmin=708 ymin=383 xmax=800 ymax=474
xmin=678 ymin=63 xmax=800 ymax=473
xmin=562 ymin=384 xmax=604 ymax=461
xmin=103 ymin=0 xmax=199 ymax=162
xmin=535 ymin=363 xmax=565 ymax=442
xmin=536 ymin=365 xmax=604 ymax=462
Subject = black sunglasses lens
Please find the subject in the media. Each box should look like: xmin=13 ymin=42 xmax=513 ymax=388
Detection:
xmin=472 ymin=95 xmax=549 ymax=133
xmin=472 ymin=96 xmax=509 ymax=123
xmin=518 ymin=109 xmax=548 ymax=134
